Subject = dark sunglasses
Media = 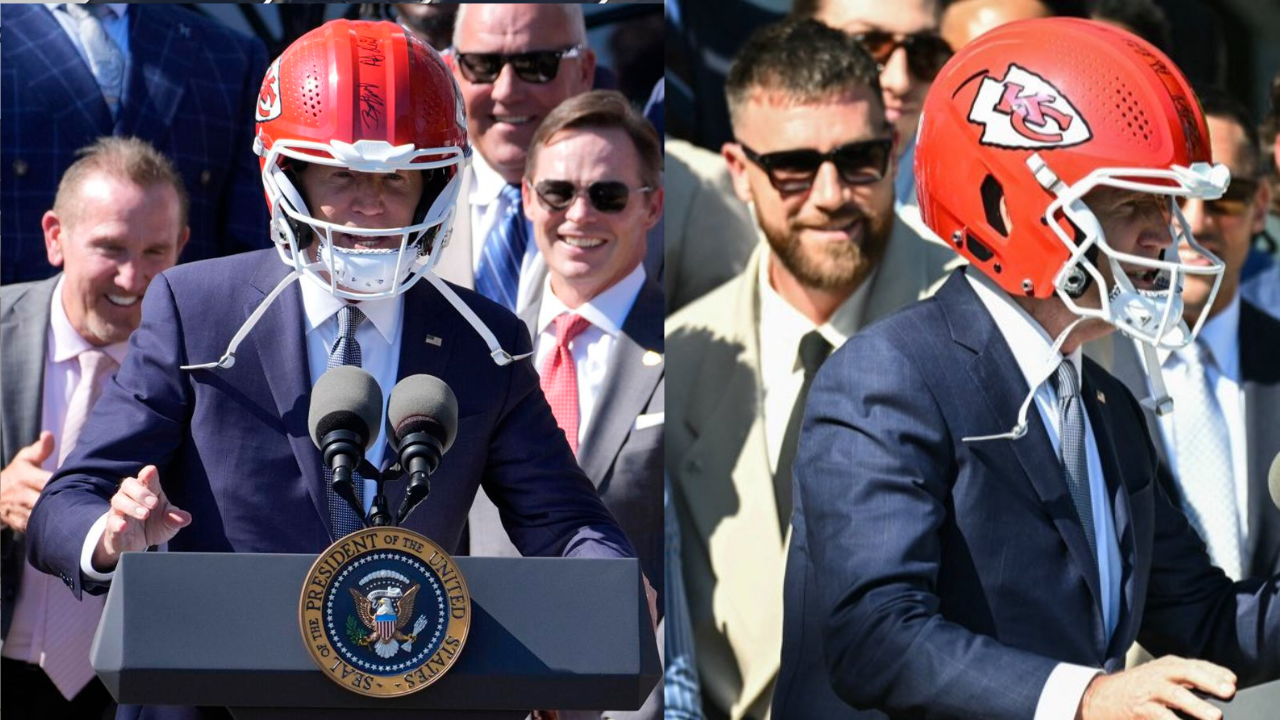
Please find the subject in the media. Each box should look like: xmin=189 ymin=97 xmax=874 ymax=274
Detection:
xmin=1176 ymin=177 xmax=1260 ymax=217
xmin=738 ymin=138 xmax=894 ymax=194
xmin=532 ymin=180 xmax=652 ymax=213
xmin=854 ymin=31 xmax=953 ymax=81
xmin=451 ymin=45 xmax=585 ymax=84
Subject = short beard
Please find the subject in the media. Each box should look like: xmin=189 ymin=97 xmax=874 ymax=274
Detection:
xmin=760 ymin=210 xmax=893 ymax=292
xmin=83 ymin=313 xmax=134 ymax=347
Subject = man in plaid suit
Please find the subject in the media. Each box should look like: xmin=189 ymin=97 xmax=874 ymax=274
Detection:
xmin=1 ymin=3 xmax=271 ymax=286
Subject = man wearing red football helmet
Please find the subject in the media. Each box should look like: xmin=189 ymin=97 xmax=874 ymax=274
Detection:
xmin=25 ymin=25 xmax=642 ymax=711
xmin=774 ymin=18 xmax=1280 ymax=720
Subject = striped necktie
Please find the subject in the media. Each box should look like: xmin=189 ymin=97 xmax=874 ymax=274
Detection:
xmin=325 ymin=304 xmax=367 ymax=538
xmin=475 ymin=184 xmax=529 ymax=311
xmin=65 ymin=4 xmax=125 ymax=120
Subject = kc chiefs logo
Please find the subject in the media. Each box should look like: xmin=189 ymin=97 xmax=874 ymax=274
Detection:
xmin=257 ymin=58 xmax=282 ymax=123
xmin=968 ymin=64 xmax=1092 ymax=149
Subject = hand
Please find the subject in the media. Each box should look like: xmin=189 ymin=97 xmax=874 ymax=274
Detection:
xmin=0 ymin=431 xmax=55 ymax=533
xmin=1077 ymin=655 xmax=1236 ymax=720
xmin=92 ymin=465 xmax=191 ymax=572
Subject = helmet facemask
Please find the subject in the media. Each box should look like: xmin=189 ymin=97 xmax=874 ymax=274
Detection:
xmin=259 ymin=137 xmax=469 ymax=301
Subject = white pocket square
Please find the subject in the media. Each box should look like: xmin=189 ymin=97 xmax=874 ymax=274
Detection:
xmin=633 ymin=412 xmax=664 ymax=430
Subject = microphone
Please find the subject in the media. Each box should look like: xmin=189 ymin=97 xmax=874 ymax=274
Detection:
xmin=1269 ymin=452 xmax=1280 ymax=512
xmin=308 ymin=366 xmax=384 ymax=528
xmin=385 ymin=374 xmax=459 ymax=526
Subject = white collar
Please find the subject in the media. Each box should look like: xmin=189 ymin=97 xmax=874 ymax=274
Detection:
xmin=757 ymin=243 xmax=872 ymax=352
xmin=298 ymin=273 xmax=403 ymax=346
xmin=48 ymin=275 xmax=128 ymax=365
xmin=1163 ymin=291 xmax=1240 ymax=378
xmin=966 ymin=268 xmax=1084 ymax=392
xmin=53 ymin=3 xmax=128 ymax=19
xmin=468 ymin=152 xmax=509 ymax=206
xmin=537 ymin=263 xmax=646 ymax=338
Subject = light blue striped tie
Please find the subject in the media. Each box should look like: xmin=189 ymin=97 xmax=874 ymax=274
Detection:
xmin=475 ymin=184 xmax=529 ymax=311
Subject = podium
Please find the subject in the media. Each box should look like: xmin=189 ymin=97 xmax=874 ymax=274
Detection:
xmin=91 ymin=552 xmax=660 ymax=719
xmin=1211 ymin=678 xmax=1280 ymax=720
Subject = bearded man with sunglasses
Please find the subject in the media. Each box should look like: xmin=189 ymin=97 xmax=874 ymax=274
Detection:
xmin=432 ymin=3 xmax=596 ymax=314
xmin=468 ymin=89 xmax=665 ymax=720
xmin=1098 ymin=88 xmax=1280 ymax=587
xmin=665 ymin=19 xmax=952 ymax=720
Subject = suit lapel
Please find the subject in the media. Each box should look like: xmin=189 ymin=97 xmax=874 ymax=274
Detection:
xmin=1 ymin=276 xmax=59 ymax=466
xmin=943 ymin=273 xmax=1105 ymax=635
xmin=22 ymin=6 xmax=114 ymax=138
xmin=117 ymin=5 xmax=198 ymax=139
xmin=578 ymin=280 xmax=664 ymax=486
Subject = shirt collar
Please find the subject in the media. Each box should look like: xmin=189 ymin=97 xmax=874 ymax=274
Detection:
xmin=52 ymin=4 xmax=128 ymax=19
xmin=757 ymin=243 xmax=872 ymax=355
xmin=298 ymin=274 xmax=403 ymax=346
xmin=966 ymin=268 xmax=1083 ymax=391
xmin=1163 ymin=291 xmax=1240 ymax=378
xmin=468 ymin=152 xmax=509 ymax=207
xmin=48 ymin=275 xmax=128 ymax=366
xmin=537 ymin=263 xmax=646 ymax=338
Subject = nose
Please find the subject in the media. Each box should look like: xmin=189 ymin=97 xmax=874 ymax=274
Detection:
xmin=880 ymin=45 xmax=913 ymax=98
xmin=115 ymin=257 xmax=149 ymax=295
xmin=564 ymin=191 xmax=596 ymax=224
xmin=350 ymin=176 xmax=386 ymax=216
xmin=1181 ymin=197 xmax=1209 ymax=237
xmin=808 ymin=160 xmax=847 ymax=210
xmin=490 ymin=62 xmax=522 ymax=105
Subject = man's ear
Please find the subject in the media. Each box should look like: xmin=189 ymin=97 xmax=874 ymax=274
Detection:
xmin=43 ymin=210 xmax=66 ymax=268
xmin=722 ymin=142 xmax=755 ymax=206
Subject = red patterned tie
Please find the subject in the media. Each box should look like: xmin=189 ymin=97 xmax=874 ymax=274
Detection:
xmin=540 ymin=314 xmax=592 ymax=454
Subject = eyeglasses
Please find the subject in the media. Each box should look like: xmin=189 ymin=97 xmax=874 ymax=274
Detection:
xmin=450 ymin=45 xmax=586 ymax=84
xmin=532 ymin=180 xmax=653 ymax=213
xmin=737 ymin=138 xmax=894 ymax=194
xmin=853 ymin=31 xmax=953 ymax=81
xmin=1176 ymin=177 xmax=1260 ymax=217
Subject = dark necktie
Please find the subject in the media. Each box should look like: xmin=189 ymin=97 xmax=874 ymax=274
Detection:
xmin=775 ymin=331 xmax=833 ymax=534
xmin=326 ymin=304 xmax=367 ymax=538
xmin=475 ymin=184 xmax=529 ymax=311
xmin=1051 ymin=360 xmax=1096 ymax=563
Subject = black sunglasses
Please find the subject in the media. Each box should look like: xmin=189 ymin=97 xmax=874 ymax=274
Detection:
xmin=854 ymin=31 xmax=953 ymax=81
xmin=738 ymin=138 xmax=894 ymax=194
xmin=532 ymin=180 xmax=652 ymax=214
xmin=1176 ymin=177 xmax=1261 ymax=217
xmin=451 ymin=45 xmax=585 ymax=84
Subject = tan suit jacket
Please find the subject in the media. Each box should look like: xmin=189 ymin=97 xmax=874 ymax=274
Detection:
xmin=665 ymin=218 xmax=953 ymax=719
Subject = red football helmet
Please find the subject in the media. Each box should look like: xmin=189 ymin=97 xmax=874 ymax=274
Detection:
xmin=916 ymin=18 xmax=1226 ymax=349
xmin=255 ymin=19 xmax=469 ymax=300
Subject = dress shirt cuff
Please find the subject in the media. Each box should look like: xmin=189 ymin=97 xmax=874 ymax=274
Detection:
xmin=1035 ymin=663 xmax=1101 ymax=720
xmin=80 ymin=513 xmax=116 ymax=583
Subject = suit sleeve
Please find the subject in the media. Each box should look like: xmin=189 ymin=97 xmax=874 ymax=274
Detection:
xmin=478 ymin=318 xmax=636 ymax=561
xmin=799 ymin=329 xmax=1058 ymax=719
xmin=221 ymin=33 xmax=271 ymax=256
xmin=26 ymin=273 xmax=192 ymax=598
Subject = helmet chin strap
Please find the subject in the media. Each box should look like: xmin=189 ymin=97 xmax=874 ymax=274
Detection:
xmin=1137 ymin=340 xmax=1175 ymax=416
xmin=962 ymin=315 xmax=1089 ymax=443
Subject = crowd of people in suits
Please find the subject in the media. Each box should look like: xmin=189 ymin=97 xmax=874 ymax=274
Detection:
xmin=1 ymin=4 xmax=664 ymax=720
xmin=664 ymin=0 xmax=1280 ymax=719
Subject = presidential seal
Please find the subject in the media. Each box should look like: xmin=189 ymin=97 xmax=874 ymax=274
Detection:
xmin=299 ymin=526 xmax=470 ymax=697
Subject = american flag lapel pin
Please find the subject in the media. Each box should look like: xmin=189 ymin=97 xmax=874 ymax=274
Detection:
xmin=1096 ymin=390 xmax=1106 ymax=404
xmin=424 ymin=334 xmax=443 ymax=347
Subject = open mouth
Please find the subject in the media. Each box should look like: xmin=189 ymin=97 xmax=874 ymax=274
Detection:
xmin=105 ymin=294 xmax=140 ymax=307
xmin=492 ymin=114 xmax=535 ymax=126
xmin=560 ymin=236 xmax=606 ymax=249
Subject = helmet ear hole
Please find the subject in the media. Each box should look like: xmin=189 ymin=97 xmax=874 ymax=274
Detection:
xmin=277 ymin=164 xmax=316 ymax=248
xmin=980 ymin=175 xmax=1008 ymax=237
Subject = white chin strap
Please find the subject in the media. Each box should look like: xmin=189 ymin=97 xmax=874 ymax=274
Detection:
xmin=179 ymin=269 xmax=532 ymax=371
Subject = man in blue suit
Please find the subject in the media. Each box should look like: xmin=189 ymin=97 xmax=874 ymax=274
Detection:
xmin=25 ymin=22 xmax=638 ymax=719
xmin=1 ymin=3 xmax=270 ymax=285
xmin=774 ymin=19 xmax=1280 ymax=720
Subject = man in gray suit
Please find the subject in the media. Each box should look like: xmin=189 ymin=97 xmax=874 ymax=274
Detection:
xmin=467 ymin=90 xmax=664 ymax=720
xmin=665 ymin=20 xmax=953 ymax=719
xmin=1100 ymin=88 xmax=1280 ymax=581
xmin=1 ymin=137 xmax=187 ymax=718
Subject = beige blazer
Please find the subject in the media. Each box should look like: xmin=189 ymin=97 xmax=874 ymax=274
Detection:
xmin=665 ymin=218 xmax=953 ymax=719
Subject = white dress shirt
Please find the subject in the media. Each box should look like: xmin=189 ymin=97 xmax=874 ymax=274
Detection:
xmin=758 ymin=246 xmax=874 ymax=473
xmin=4 ymin=277 xmax=127 ymax=663
xmin=533 ymin=264 xmax=645 ymax=446
xmin=467 ymin=152 xmax=540 ymax=275
xmin=966 ymin=270 xmax=1124 ymax=720
xmin=80 ymin=277 xmax=404 ymax=582
xmin=47 ymin=3 xmax=132 ymax=72
xmin=1150 ymin=294 xmax=1249 ymax=569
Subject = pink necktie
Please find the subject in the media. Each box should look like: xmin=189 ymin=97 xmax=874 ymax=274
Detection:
xmin=41 ymin=349 xmax=117 ymax=699
xmin=540 ymin=314 xmax=592 ymax=455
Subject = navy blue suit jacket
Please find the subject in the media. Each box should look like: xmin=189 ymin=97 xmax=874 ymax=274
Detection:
xmin=773 ymin=271 xmax=1280 ymax=719
xmin=1 ymin=4 xmax=270 ymax=285
xmin=27 ymin=250 xmax=635 ymax=613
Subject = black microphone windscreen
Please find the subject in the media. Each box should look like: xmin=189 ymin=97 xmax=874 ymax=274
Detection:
xmin=308 ymin=365 xmax=384 ymax=451
xmin=386 ymin=374 xmax=459 ymax=453
xmin=1269 ymin=452 xmax=1280 ymax=512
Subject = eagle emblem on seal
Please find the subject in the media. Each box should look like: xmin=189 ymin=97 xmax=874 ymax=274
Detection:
xmin=349 ymin=583 xmax=428 ymax=658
